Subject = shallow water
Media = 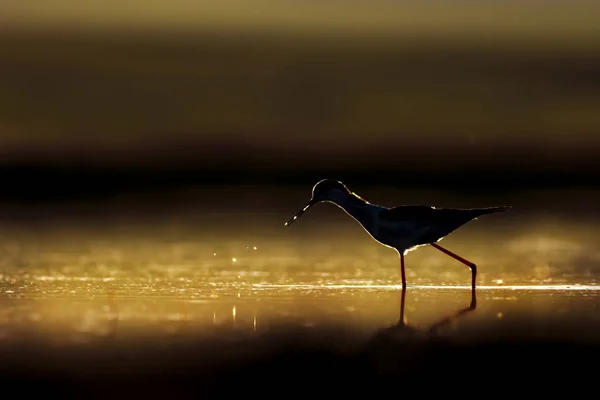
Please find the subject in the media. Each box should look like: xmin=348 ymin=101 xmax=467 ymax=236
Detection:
xmin=0 ymin=186 xmax=599 ymax=341
xmin=0 ymin=186 xmax=599 ymax=396
xmin=2 ymin=278 xmax=599 ymax=344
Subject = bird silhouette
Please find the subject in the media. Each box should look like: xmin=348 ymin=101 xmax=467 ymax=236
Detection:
xmin=285 ymin=179 xmax=509 ymax=289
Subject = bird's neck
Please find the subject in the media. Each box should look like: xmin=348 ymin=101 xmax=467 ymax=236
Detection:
xmin=332 ymin=192 xmax=373 ymax=221
xmin=329 ymin=191 xmax=386 ymax=240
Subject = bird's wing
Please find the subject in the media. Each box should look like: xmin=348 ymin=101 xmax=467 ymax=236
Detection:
xmin=378 ymin=205 xmax=441 ymax=225
xmin=379 ymin=205 xmax=487 ymax=244
xmin=379 ymin=205 xmax=507 ymax=225
xmin=377 ymin=205 xmax=448 ymax=245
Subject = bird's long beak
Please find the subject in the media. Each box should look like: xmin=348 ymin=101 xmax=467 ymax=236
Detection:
xmin=285 ymin=200 xmax=315 ymax=226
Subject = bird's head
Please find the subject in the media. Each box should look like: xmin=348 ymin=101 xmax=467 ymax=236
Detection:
xmin=285 ymin=179 xmax=350 ymax=226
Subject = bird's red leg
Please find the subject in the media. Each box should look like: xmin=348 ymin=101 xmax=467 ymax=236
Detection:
xmin=400 ymin=251 xmax=407 ymax=290
xmin=430 ymin=243 xmax=477 ymax=290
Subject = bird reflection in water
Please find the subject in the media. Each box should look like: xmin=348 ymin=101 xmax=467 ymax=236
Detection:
xmin=362 ymin=288 xmax=476 ymax=375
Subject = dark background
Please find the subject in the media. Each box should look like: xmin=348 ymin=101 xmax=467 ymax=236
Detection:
xmin=1 ymin=1 xmax=599 ymax=204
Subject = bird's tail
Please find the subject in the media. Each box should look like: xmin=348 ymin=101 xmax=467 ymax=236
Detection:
xmin=472 ymin=206 xmax=511 ymax=216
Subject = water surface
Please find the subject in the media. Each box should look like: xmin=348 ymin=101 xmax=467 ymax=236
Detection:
xmin=0 ymin=186 xmax=598 ymax=396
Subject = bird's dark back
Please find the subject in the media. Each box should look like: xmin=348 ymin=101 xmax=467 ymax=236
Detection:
xmin=432 ymin=206 xmax=509 ymax=227
xmin=379 ymin=205 xmax=508 ymax=243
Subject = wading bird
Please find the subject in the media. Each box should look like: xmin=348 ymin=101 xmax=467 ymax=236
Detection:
xmin=285 ymin=179 xmax=509 ymax=289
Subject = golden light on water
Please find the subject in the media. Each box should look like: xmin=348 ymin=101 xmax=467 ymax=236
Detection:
xmin=251 ymin=284 xmax=600 ymax=291
xmin=0 ymin=214 xmax=599 ymax=388
xmin=1 ymin=271 xmax=597 ymax=395
xmin=0 ymin=281 xmax=598 ymax=346
xmin=0 ymin=188 xmax=596 ymax=370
